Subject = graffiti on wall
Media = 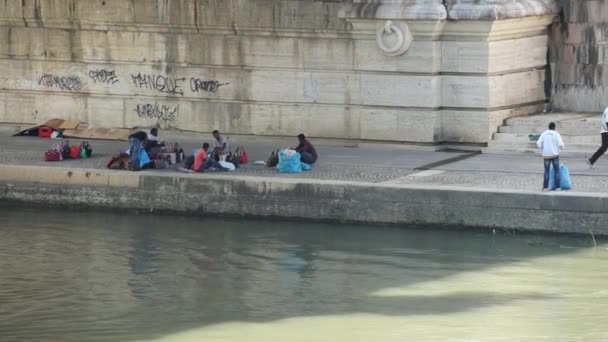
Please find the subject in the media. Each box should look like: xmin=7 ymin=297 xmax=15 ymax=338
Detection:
xmin=190 ymin=78 xmax=229 ymax=93
xmin=134 ymin=102 xmax=178 ymax=123
xmin=88 ymin=69 xmax=119 ymax=84
xmin=36 ymin=73 xmax=83 ymax=92
xmin=131 ymin=73 xmax=186 ymax=96
xmin=20 ymin=68 xmax=229 ymax=99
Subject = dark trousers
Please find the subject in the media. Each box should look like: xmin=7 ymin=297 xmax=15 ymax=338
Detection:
xmin=300 ymin=152 xmax=316 ymax=164
xmin=543 ymin=157 xmax=560 ymax=190
xmin=589 ymin=132 xmax=608 ymax=165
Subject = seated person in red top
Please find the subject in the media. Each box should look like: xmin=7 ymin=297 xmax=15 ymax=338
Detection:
xmin=192 ymin=143 xmax=228 ymax=172
xmin=293 ymin=133 xmax=318 ymax=164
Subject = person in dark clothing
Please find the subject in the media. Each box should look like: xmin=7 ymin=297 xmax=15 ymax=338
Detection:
xmin=294 ymin=133 xmax=318 ymax=164
xmin=145 ymin=128 xmax=164 ymax=158
xmin=587 ymin=107 xmax=608 ymax=168
xmin=128 ymin=131 xmax=147 ymax=171
xmin=146 ymin=128 xmax=160 ymax=149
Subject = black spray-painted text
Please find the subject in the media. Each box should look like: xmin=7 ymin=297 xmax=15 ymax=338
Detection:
xmin=134 ymin=102 xmax=178 ymax=122
xmin=190 ymin=78 xmax=229 ymax=93
xmin=37 ymin=73 xmax=83 ymax=92
xmin=88 ymin=69 xmax=119 ymax=84
xmin=131 ymin=73 xmax=185 ymax=95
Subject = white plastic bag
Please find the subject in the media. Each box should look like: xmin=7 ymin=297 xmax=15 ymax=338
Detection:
xmin=218 ymin=160 xmax=236 ymax=171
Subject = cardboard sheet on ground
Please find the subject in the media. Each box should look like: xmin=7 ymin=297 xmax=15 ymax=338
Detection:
xmin=15 ymin=119 xmax=130 ymax=141
xmin=15 ymin=119 xmax=67 ymax=136
xmin=62 ymin=127 xmax=130 ymax=141
xmin=58 ymin=120 xmax=80 ymax=130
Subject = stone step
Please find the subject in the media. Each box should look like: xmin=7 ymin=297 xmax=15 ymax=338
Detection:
xmin=502 ymin=120 xmax=600 ymax=129
xmin=493 ymin=133 xmax=602 ymax=144
xmin=482 ymin=147 xmax=592 ymax=158
xmin=487 ymin=140 xmax=598 ymax=153
xmin=487 ymin=113 xmax=603 ymax=156
xmin=504 ymin=114 xmax=600 ymax=127
xmin=498 ymin=125 xmax=600 ymax=135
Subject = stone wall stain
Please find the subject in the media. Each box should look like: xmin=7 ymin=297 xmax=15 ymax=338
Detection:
xmin=550 ymin=0 xmax=608 ymax=111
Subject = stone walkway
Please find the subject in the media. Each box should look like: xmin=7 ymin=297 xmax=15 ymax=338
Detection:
xmin=4 ymin=127 xmax=608 ymax=192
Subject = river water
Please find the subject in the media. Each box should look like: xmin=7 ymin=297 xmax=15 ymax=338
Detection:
xmin=0 ymin=206 xmax=607 ymax=342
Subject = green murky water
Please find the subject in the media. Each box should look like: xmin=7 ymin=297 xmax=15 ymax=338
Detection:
xmin=1 ymin=206 xmax=607 ymax=341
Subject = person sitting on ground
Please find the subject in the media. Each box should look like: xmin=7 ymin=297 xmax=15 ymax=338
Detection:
xmin=192 ymin=143 xmax=228 ymax=172
xmin=293 ymin=133 xmax=318 ymax=165
xmin=146 ymin=128 xmax=165 ymax=157
xmin=212 ymin=130 xmax=231 ymax=160
xmin=128 ymin=130 xmax=147 ymax=171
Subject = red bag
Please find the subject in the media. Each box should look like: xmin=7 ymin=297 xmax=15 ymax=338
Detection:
xmin=45 ymin=151 xmax=61 ymax=161
xmin=69 ymin=146 xmax=81 ymax=159
xmin=38 ymin=127 xmax=53 ymax=138
xmin=239 ymin=146 xmax=248 ymax=164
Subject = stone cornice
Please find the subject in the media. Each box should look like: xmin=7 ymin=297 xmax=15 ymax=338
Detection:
xmin=339 ymin=0 xmax=558 ymax=20
xmin=338 ymin=0 xmax=448 ymax=20
xmin=447 ymin=0 xmax=558 ymax=20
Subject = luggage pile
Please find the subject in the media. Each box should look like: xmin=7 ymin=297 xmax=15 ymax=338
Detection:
xmin=155 ymin=142 xmax=185 ymax=168
xmin=44 ymin=141 xmax=93 ymax=162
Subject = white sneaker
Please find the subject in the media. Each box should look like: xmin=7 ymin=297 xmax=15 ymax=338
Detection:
xmin=586 ymin=159 xmax=594 ymax=169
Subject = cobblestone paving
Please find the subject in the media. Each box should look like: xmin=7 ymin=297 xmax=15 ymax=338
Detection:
xmin=0 ymin=146 xmax=415 ymax=183
xmin=389 ymin=170 xmax=608 ymax=193
xmin=4 ymin=132 xmax=608 ymax=191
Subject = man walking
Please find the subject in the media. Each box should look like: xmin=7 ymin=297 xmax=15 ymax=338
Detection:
xmin=537 ymin=122 xmax=564 ymax=191
xmin=587 ymin=106 xmax=608 ymax=167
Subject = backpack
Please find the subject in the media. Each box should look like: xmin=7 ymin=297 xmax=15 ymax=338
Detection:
xmin=266 ymin=150 xmax=279 ymax=167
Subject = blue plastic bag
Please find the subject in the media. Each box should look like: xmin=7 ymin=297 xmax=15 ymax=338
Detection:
xmin=139 ymin=149 xmax=151 ymax=168
xmin=549 ymin=165 xmax=571 ymax=190
xmin=301 ymin=162 xmax=312 ymax=171
xmin=277 ymin=150 xmax=302 ymax=173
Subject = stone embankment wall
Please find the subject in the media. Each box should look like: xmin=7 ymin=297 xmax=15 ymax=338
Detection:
xmin=549 ymin=0 xmax=608 ymax=112
xmin=0 ymin=0 xmax=556 ymax=144
xmin=1 ymin=164 xmax=607 ymax=234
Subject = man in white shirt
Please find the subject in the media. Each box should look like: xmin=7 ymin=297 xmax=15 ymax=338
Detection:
xmin=587 ymin=106 xmax=608 ymax=167
xmin=537 ymin=122 xmax=564 ymax=191
xmin=212 ymin=129 xmax=231 ymax=160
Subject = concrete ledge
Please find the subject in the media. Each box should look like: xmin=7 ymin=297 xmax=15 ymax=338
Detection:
xmin=0 ymin=164 xmax=140 ymax=188
xmin=1 ymin=165 xmax=607 ymax=235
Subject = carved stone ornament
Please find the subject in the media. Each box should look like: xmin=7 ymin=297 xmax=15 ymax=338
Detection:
xmin=376 ymin=20 xmax=412 ymax=56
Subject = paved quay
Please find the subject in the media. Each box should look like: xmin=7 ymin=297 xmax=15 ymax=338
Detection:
xmin=2 ymin=126 xmax=608 ymax=191
xmin=2 ymin=125 xmax=608 ymax=235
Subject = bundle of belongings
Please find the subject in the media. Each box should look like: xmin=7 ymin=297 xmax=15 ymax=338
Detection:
xmin=152 ymin=142 xmax=185 ymax=169
xmin=106 ymin=140 xmax=184 ymax=171
xmin=106 ymin=148 xmax=152 ymax=171
xmin=45 ymin=140 xmax=93 ymax=161
xmin=264 ymin=134 xmax=316 ymax=173
xmin=275 ymin=149 xmax=312 ymax=173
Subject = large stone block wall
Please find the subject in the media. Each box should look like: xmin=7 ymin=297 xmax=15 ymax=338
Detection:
xmin=0 ymin=0 xmax=555 ymax=144
xmin=549 ymin=0 xmax=608 ymax=112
